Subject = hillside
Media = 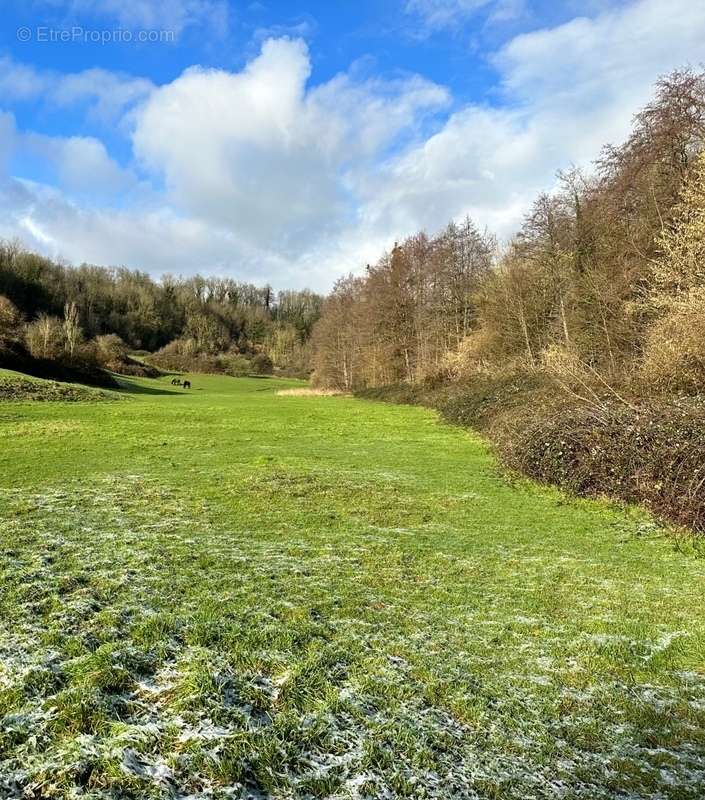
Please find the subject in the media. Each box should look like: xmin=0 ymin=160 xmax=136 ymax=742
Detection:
xmin=0 ymin=368 xmax=119 ymax=402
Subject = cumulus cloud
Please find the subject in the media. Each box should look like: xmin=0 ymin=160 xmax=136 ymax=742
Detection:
xmin=131 ymin=38 xmax=448 ymax=250
xmin=0 ymin=176 xmax=318 ymax=285
xmin=360 ymin=0 xmax=705 ymax=242
xmin=0 ymin=58 xmax=47 ymax=101
xmin=25 ymin=134 xmax=136 ymax=196
xmin=52 ymin=69 xmax=155 ymax=125
xmin=0 ymin=178 xmax=218 ymax=270
xmin=0 ymin=38 xmax=448 ymax=284
xmin=0 ymin=63 xmax=142 ymax=200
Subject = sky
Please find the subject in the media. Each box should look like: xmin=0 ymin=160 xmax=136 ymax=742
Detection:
xmin=0 ymin=0 xmax=703 ymax=290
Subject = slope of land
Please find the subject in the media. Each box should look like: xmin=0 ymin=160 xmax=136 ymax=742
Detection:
xmin=0 ymin=368 xmax=119 ymax=402
xmin=0 ymin=374 xmax=703 ymax=798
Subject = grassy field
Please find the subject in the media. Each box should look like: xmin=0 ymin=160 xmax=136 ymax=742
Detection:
xmin=0 ymin=370 xmax=704 ymax=799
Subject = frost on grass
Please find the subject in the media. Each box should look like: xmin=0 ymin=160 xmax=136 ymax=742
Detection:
xmin=1 ymin=474 xmax=705 ymax=798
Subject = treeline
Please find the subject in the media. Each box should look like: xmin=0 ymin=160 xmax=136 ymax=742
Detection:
xmin=0 ymin=244 xmax=323 ymax=378
xmin=312 ymin=69 xmax=705 ymax=532
xmin=313 ymin=70 xmax=705 ymax=393
xmin=312 ymin=218 xmax=495 ymax=389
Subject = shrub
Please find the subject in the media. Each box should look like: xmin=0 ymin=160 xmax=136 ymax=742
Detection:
xmin=640 ymin=290 xmax=705 ymax=393
xmin=148 ymin=339 xmax=238 ymax=375
xmin=358 ymin=373 xmax=705 ymax=533
xmin=73 ymin=340 xmax=100 ymax=368
xmin=444 ymin=329 xmax=502 ymax=378
xmin=25 ymin=315 xmax=64 ymax=360
xmin=506 ymin=396 xmax=705 ymax=532
xmin=94 ymin=334 xmax=128 ymax=367
xmin=0 ymin=373 xmax=115 ymax=402
xmin=148 ymin=339 xmax=198 ymax=372
xmin=220 ymin=352 xmax=251 ymax=377
xmin=0 ymin=295 xmax=20 ymax=341
xmin=0 ymin=339 xmax=118 ymax=387
xmin=110 ymin=358 xmax=161 ymax=378
xmin=251 ymin=353 xmax=274 ymax=375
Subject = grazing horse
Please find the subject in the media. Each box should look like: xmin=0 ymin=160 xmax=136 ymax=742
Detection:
xmin=183 ymin=380 xmax=191 ymax=389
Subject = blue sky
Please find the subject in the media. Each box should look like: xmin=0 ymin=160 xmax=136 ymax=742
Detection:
xmin=0 ymin=0 xmax=703 ymax=288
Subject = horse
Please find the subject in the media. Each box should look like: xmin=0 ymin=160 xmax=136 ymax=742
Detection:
xmin=183 ymin=380 xmax=191 ymax=389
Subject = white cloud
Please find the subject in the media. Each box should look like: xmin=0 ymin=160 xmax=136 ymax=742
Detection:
xmin=27 ymin=134 xmax=136 ymax=196
xmin=252 ymin=18 xmax=317 ymax=45
xmin=0 ymin=58 xmax=47 ymax=101
xmin=0 ymin=176 xmax=317 ymax=285
xmin=0 ymin=178 xmax=219 ymax=271
xmin=360 ymin=0 xmax=705 ymax=243
xmin=37 ymin=0 xmax=228 ymax=37
xmin=0 ymin=57 xmax=154 ymax=125
xmin=353 ymin=106 xmax=538 ymax=238
xmin=52 ymin=69 xmax=154 ymax=124
xmin=132 ymin=38 xmax=324 ymax=242
xmin=131 ymin=38 xmax=448 ymax=251
xmin=0 ymin=112 xmax=17 ymax=174
xmin=406 ymin=0 xmax=525 ymax=30
xmin=0 ymin=38 xmax=448 ymax=285
xmin=496 ymin=0 xmax=705 ymax=107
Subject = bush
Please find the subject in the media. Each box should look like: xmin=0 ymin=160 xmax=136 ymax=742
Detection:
xmin=220 ymin=352 xmax=251 ymax=377
xmin=358 ymin=372 xmax=705 ymax=533
xmin=0 ymin=373 xmax=115 ymax=402
xmin=109 ymin=357 xmax=161 ymax=378
xmin=25 ymin=315 xmax=64 ymax=360
xmin=641 ymin=290 xmax=705 ymax=393
xmin=94 ymin=334 xmax=128 ymax=367
xmin=73 ymin=340 xmax=100 ymax=368
xmin=443 ymin=329 xmax=501 ymax=378
xmin=148 ymin=339 xmax=235 ymax=375
xmin=274 ymin=364 xmax=312 ymax=379
xmin=0 ymin=295 xmax=20 ymax=340
xmin=90 ymin=334 xmax=160 ymax=376
xmin=251 ymin=353 xmax=274 ymax=375
xmin=0 ymin=340 xmax=118 ymax=387
xmin=506 ymin=396 xmax=705 ymax=532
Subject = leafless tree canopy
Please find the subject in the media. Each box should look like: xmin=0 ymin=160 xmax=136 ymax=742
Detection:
xmin=312 ymin=69 xmax=705 ymax=396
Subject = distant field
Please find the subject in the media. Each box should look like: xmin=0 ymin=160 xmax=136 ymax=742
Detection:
xmin=0 ymin=371 xmax=704 ymax=798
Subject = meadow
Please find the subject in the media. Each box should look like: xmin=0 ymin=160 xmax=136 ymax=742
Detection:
xmin=0 ymin=369 xmax=704 ymax=799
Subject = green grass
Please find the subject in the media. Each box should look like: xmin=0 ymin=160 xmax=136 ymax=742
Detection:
xmin=0 ymin=369 xmax=704 ymax=798
xmin=0 ymin=368 xmax=118 ymax=402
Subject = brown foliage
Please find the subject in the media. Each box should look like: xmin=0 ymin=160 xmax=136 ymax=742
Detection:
xmin=25 ymin=314 xmax=64 ymax=360
xmin=641 ymin=290 xmax=705 ymax=392
xmin=314 ymin=69 xmax=705 ymax=395
xmin=316 ymin=69 xmax=705 ymax=533
xmin=0 ymin=295 xmax=21 ymax=341
xmin=312 ymin=219 xmax=495 ymax=389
